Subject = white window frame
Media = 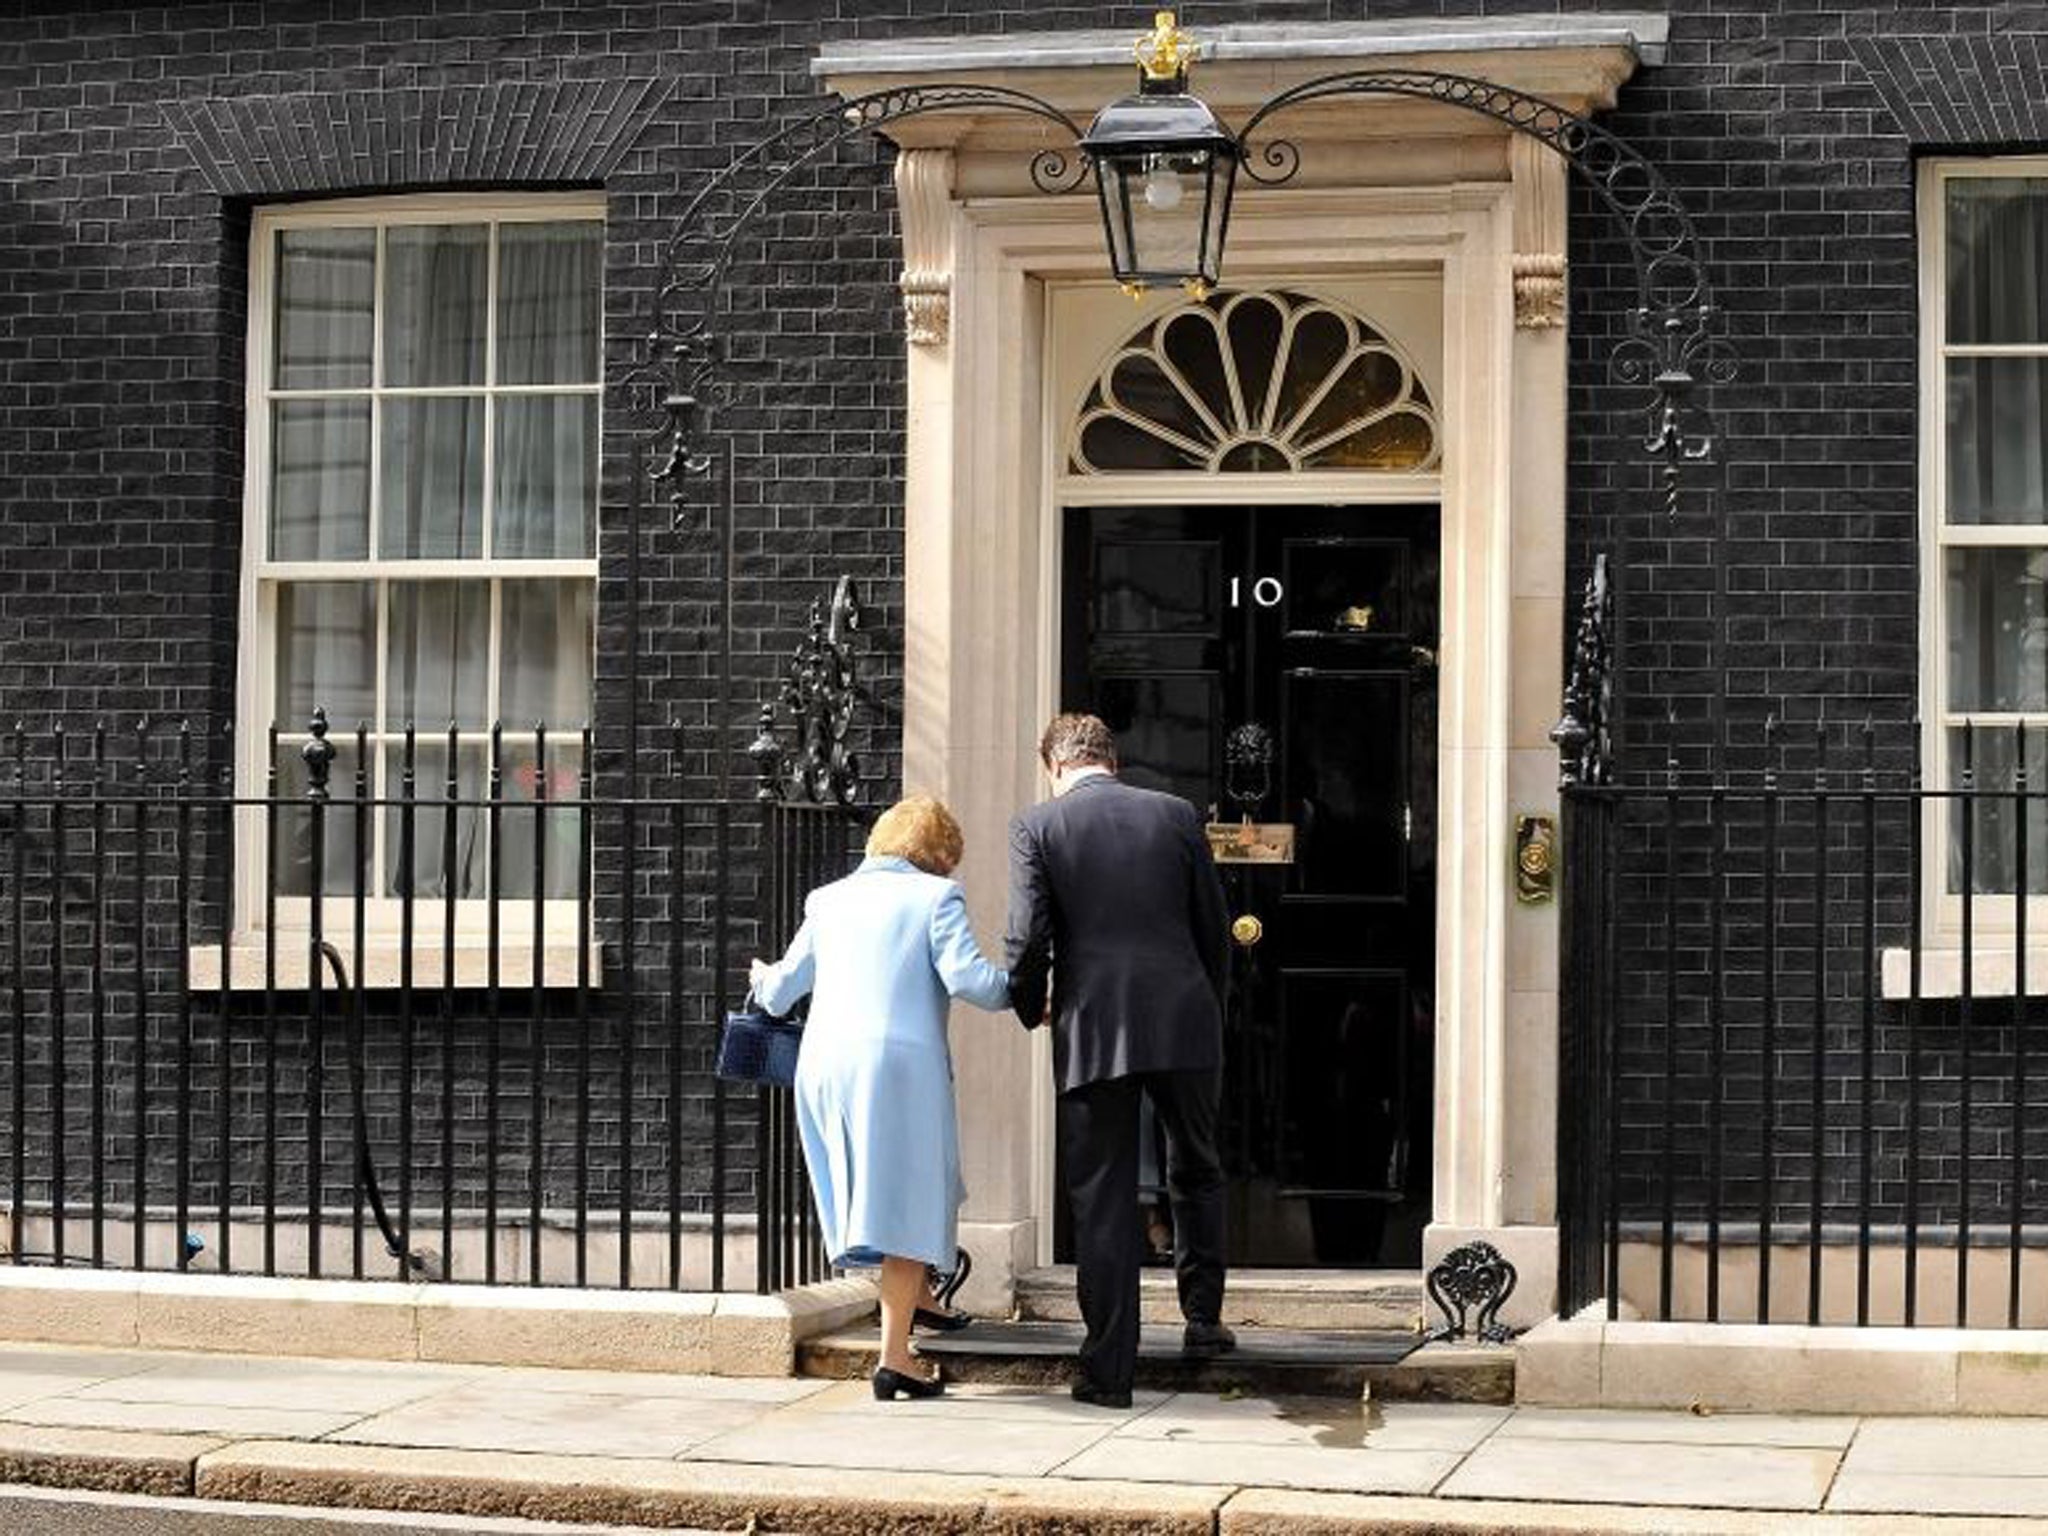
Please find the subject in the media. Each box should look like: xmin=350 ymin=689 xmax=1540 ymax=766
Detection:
xmin=231 ymin=192 xmax=605 ymax=961
xmin=1920 ymin=156 xmax=2048 ymax=941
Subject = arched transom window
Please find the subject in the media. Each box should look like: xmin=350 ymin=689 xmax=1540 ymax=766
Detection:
xmin=1070 ymin=288 xmax=1440 ymax=475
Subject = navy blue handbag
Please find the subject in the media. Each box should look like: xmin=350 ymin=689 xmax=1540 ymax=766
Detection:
xmin=715 ymin=992 xmax=804 ymax=1089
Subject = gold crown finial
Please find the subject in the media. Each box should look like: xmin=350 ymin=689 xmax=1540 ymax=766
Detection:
xmin=1136 ymin=10 xmax=1196 ymax=82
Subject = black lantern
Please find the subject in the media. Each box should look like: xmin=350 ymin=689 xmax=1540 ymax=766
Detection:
xmin=1080 ymin=11 xmax=1240 ymax=297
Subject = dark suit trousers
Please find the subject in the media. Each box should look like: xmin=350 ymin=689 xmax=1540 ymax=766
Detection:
xmin=1058 ymin=1068 xmax=1226 ymax=1394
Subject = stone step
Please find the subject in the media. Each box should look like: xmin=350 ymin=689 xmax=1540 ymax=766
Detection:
xmin=798 ymin=1318 xmax=1512 ymax=1403
xmin=1013 ymin=1264 xmax=1425 ymax=1332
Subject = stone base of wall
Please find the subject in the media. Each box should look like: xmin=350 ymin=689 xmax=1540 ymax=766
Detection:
xmin=1518 ymin=1316 xmax=2048 ymax=1415
xmin=0 ymin=1268 xmax=876 ymax=1377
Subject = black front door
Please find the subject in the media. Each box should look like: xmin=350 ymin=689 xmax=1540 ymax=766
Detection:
xmin=1058 ymin=503 xmax=1439 ymax=1268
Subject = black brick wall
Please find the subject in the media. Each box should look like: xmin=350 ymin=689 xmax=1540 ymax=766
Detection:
xmin=2 ymin=0 xmax=2045 ymax=1278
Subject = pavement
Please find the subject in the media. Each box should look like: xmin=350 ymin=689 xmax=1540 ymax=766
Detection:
xmin=0 ymin=1342 xmax=2042 ymax=1532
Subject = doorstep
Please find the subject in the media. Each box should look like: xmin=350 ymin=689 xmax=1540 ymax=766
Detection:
xmin=0 ymin=1266 xmax=875 ymax=1376
xmin=1517 ymin=1316 xmax=2048 ymax=1416
xmin=1016 ymin=1264 xmax=1424 ymax=1331
xmin=802 ymin=1317 xmax=1513 ymax=1402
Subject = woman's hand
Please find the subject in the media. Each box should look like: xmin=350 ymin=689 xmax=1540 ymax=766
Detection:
xmin=749 ymin=957 xmax=773 ymax=994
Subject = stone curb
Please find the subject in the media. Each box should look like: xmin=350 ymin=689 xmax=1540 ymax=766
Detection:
xmin=3 ymin=1426 xmax=2044 ymax=1534
xmin=0 ymin=1422 xmax=224 ymax=1498
xmin=191 ymin=1441 xmax=1230 ymax=1533
xmin=1221 ymin=1490 xmax=2048 ymax=1534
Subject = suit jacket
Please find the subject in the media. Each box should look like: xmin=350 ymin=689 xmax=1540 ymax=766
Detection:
xmin=1005 ymin=774 xmax=1231 ymax=1092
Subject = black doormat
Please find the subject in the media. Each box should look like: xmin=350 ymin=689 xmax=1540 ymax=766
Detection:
xmin=915 ymin=1320 xmax=1421 ymax=1368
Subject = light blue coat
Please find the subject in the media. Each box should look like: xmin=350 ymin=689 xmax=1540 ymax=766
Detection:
xmin=755 ymin=855 xmax=1010 ymax=1270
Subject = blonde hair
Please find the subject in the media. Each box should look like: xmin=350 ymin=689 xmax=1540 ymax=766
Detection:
xmin=865 ymin=794 xmax=965 ymax=876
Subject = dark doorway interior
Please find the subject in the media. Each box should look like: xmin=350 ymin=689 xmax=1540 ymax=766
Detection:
xmin=1055 ymin=503 xmax=1439 ymax=1269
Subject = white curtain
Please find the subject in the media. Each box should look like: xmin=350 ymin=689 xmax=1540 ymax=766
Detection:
xmin=1947 ymin=180 xmax=2048 ymax=524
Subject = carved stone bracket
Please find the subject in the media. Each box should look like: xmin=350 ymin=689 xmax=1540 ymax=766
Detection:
xmin=1509 ymin=134 xmax=1567 ymax=330
xmin=1512 ymin=253 xmax=1567 ymax=329
xmin=894 ymin=148 xmax=956 ymax=348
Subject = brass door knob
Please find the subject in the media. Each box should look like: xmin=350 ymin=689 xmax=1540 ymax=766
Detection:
xmin=1231 ymin=914 xmax=1264 ymax=948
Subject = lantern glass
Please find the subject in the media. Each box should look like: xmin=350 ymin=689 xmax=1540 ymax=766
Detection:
xmin=1097 ymin=146 xmax=1235 ymax=289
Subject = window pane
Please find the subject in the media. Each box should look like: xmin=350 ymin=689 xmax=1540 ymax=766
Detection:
xmin=381 ymin=742 xmax=485 ymax=901
xmin=501 ymin=580 xmax=594 ymax=728
xmin=275 ymin=228 xmax=373 ymax=390
xmin=1948 ymin=178 xmax=2048 ymax=346
xmin=1947 ymin=726 xmax=2048 ymax=894
xmin=1947 ymin=357 xmax=2048 ymax=525
xmin=379 ymin=397 xmax=484 ymax=558
xmin=1946 ymin=547 xmax=2048 ymax=712
xmin=498 ymin=221 xmax=603 ymax=385
xmin=494 ymin=395 xmax=597 ymax=558
xmin=272 ymin=739 xmax=367 ymax=898
xmin=274 ymin=582 xmax=375 ymax=728
xmin=383 ymin=224 xmax=487 ymax=387
xmin=271 ymin=400 xmax=370 ymax=560
xmin=387 ymin=581 xmax=489 ymax=729
xmin=498 ymin=741 xmax=584 ymax=901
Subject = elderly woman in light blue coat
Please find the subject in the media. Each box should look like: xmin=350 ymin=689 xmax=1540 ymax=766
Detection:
xmin=750 ymin=794 xmax=1010 ymax=1401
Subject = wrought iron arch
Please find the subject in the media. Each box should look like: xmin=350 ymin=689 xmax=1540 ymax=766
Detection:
xmin=1236 ymin=68 xmax=1735 ymax=523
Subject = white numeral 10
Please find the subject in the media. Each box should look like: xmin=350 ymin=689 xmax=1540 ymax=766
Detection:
xmin=1228 ymin=577 xmax=1284 ymax=609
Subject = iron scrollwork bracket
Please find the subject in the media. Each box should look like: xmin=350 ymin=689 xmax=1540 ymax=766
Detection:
xmin=634 ymin=83 xmax=1088 ymax=534
xmin=1235 ymin=68 xmax=1732 ymax=519
xmin=1423 ymin=1239 xmax=1520 ymax=1345
xmin=752 ymin=575 xmax=868 ymax=806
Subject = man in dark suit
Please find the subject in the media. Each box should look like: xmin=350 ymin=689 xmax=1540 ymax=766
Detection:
xmin=1005 ymin=712 xmax=1235 ymax=1408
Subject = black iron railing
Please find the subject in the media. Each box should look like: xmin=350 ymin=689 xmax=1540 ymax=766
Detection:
xmin=0 ymin=714 xmax=858 ymax=1293
xmin=1559 ymin=720 xmax=2048 ymax=1328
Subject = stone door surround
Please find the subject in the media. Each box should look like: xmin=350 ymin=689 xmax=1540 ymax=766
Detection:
xmin=817 ymin=14 xmax=1659 ymax=1324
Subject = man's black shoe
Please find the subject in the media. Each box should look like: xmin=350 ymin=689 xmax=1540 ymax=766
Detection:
xmin=1183 ymin=1321 xmax=1237 ymax=1357
xmin=1070 ymin=1381 xmax=1133 ymax=1409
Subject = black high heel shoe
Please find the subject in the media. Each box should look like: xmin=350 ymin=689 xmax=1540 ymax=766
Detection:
xmin=913 ymin=1305 xmax=973 ymax=1333
xmin=872 ymin=1365 xmax=945 ymax=1401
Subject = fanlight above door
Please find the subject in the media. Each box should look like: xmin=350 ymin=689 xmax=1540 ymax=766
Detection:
xmin=1070 ymin=288 xmax=1440 ymax=475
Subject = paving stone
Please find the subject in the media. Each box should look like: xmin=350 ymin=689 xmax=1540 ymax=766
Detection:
xmin=1112 ymin=1395 xmax=1508 ymax=1452
xmin=1828 ymin=1470 xmax=2048 ymax=1519
xmin=1497 ymin=1407 xmax=1860 ymax=1449
xmin=0 ymin=1347 xmax=165 ymax=1383
xmin=687 ymin=1410 xmax=1119 ymax=1477
xmin=1439 ymin=1435 xmax=1839 ymax=1511
xmin=332 ymin=1383 xmax=764 ymax=1458
xmin=67 ymin=1355 xmax=481 ymax=1414
xmin=0 ymin=1372 xmax=148 ymax=1413
xmin=491 ymin=1366 xmax=831 ymax=1402
xmin=792 ymin=1378 xmax=1171 ymax=1424
xmin=1843 ymin=1416 xmax=2048 ymax=1478
xmin=1 ymin=1394 xmax=365 ymax=1439
xmin=1051 ymin=1435 xmax=1459 ymax=1495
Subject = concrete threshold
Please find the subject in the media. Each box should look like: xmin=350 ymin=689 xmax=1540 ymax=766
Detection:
xmin=1518 ymin=1316 xmax=2048 ymax=1416
xmin=0 ymin=1428 xmax=2040 ymax=1535
xmin=0 ymin=1267 xmax=876 ymax=1377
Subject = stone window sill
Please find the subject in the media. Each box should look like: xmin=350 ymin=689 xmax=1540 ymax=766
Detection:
xmin=189 ymin=940 xmax=603 ymax=993
xmin=1880 ymin=947 xmax=2048 ymax=1000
